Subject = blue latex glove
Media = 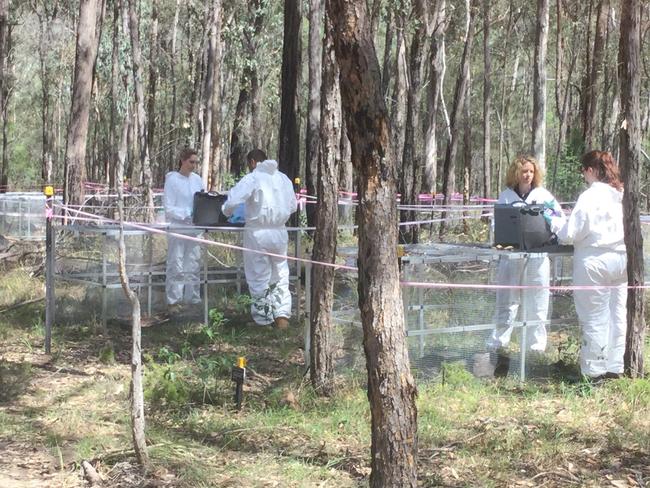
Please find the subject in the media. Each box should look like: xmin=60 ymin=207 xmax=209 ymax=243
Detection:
xmin=228 ymin=203 xmax=246 ymax=224
xmin=542 ymin=207 xmax=554 ymax=225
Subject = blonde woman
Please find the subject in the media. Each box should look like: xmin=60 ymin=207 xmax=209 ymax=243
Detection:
xmin=489 ymin=155 xmax=564 ymax=376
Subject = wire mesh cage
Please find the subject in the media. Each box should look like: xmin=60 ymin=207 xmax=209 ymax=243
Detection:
xmin=326 ymin=244 xmax=580 ymax=382
xmin=52 ymin=223 xmax=304 ymax=328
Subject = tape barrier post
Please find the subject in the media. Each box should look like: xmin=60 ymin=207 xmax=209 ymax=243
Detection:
xmin=231 ymin=356 xmax=247 ymax=410
xmin=44 ymin=185 xmax=55 ymax=354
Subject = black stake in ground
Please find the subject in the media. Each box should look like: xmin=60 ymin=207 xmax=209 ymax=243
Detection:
xmin=231 ymin=357 xmax=247 ymax=410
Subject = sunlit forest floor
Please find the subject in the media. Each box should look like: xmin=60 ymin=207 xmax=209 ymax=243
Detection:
xmin=1 ymin=268 xmax=650 ymax=487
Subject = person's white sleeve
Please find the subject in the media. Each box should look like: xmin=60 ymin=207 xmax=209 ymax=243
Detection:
xmin=496 ymin=189 xmax=510 ymax=204
xmin=164 ymin=176 xmax=189 ymax=221
xmin=552 ymin=197 xmax=589 ymax=244
xmin=286 ymin=179 xmax=298 ymax=214
xmin=222 ymin=175 xmax=256 ymax=216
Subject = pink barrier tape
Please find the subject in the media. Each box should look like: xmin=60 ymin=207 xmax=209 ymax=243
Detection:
xmin=52 ymin=202 xmax=648 ymax=292
xmin=53 ymin=203 xmax=357 ymax=272
xmin=401 ymin=280 xmax=650 ymax=291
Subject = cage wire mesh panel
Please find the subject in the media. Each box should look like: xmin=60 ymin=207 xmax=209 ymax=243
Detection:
xmin=0 ymin=192 xmax=60 ymax=240
xmin=330 ymin=244 xmax=580 ymax=382
xmin=53 ymin=223 xmax=304 ymax=327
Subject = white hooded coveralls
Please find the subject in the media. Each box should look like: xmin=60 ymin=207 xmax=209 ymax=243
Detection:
xmin=551 ymin=182 xmax=626 ymax=377
xmin=488 ymin=186 xmax=564 ymax=352
xmin=164 ymin=170 xmax=204 ymax=305
xmin=222 ymin=160 xmax=297 ymax=325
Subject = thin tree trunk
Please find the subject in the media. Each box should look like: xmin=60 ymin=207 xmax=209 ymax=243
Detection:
xmin=127 ymin=0 xmax=154 ymax=221
xmin=0 ymin=0 xmax=7 ymax=190
xmin=496 ymin=3 xmax=521 ymax=187
xmin=423 ymin=0 xmax=446 ymax=194
xmin=390 ymin=3 xmax=408 ymax=173
xmin=168 ymin=0 xmax=180 ymax=174
xmin=109 ymin=0 xmax=119 ymax=190
xmin=462 ymin=69 xmax=472 ymax=234
xmin=338 ymin=121 xmax=353 ymax=224
xmin=305 ymin=0 xmax=323 ymax=228
xmin=278 ymin=0 xmax=301 ymax=180
xmin=201 ymin=0 xmax=220 ymax=188
xmin=583 ymin=0 xmax=609 ymax=149
xmin=229 ymin=79 xmax=250 ymax=176
xmin=310 ymin=8 xmax=339 ymax=395
xmin=147 ymin=0 xmax=159 ymax=178
xmin=440 ymin=0 xmax=476 ymax=237
xmin=209 ymin=1 xmax=224 ymax=190
xmin=116 ymin=105 xmax=149 ymax=466
xmin=380 ymin=7 xmax=393 ymax=100
xmin=532 ymin=0 xmax=549 ymax=171
xmin=37 ymin=6 xmax=54 ymax=183
xmin=399 ymin=0 xmax=425 ymax=244
xmin=482 ymin=0 xmax=491 ymax=199
xmin=327 ymin=1 xmax=418 ymax=486
xmin=619 ymin=0 xmax=645 ymax=378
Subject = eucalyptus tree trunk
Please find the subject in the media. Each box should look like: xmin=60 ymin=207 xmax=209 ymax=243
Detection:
xmin=462 ymin=71 xmax=472 ymax=234
xmin=247 ymin=0 xmax=265 ymax=149
xmin=327 ymin=1 xmax=418 ymax=485
xmin=209 ymin=2 xmax=224 ymax=191
xmin=37 ymin=5 xmax=55 ymax=183
xmin=64 ymin=0 xmax=99 ymax=207
xmin=423 ymin=0 xmax=446 ymax=193
xmin=390 ymin=3 xmax=408 ymax=172
xmin=0 ymin=0 xmax=8 ymax=191
xmin=147 ymin=0 xmax=159 ymax=177
xmin=551 ymin=4 xmax=579 ymax=192
xmin=482 ymin=0 xmax=491 ymax=199
xmin=127 ymin=0 xmax=154 ymax=221
xmin=310 ymin=9 xmax=339 ymax=395
xmin=305 ymin=0 xmax=323 ymax=228
xmin=600 ymin=5 xmax=619 ymax=152
xmin=531 ymin=0 xmax=549 ymax=171
xmin=201 ymin=0 xmax=221 ymax=189
xmin=109 ymin=0 xmax=119 ymax=189
xmin=399 ymin=0 xmax=425 ymax=244
xmin=116 ymin=106 xmax=149 ymax=466
xmin=440 ymin=0 xmax=476 ymax=238
xmin=619 ymin=0 xmax=645 ymax=378
xmin=229 ymin=78 xmax=250 ymax=176
xmin=338 ymin=121 xmax=353 ymax=225
xmin=496 ymin=3 xmax=521 ymax=187
xmin=583 ymin=0 xmax=609 ymax=150
xmin=168 ymin=0 xmax=181 ymax=174
xmin=278 ymin=0 xmax=301 ymax=181
xmin=380 ymin=7 xmax=393 ymax=100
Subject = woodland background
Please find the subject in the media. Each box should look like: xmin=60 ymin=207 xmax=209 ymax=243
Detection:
xmin=0 ymin=0 xmax=649 ymax=207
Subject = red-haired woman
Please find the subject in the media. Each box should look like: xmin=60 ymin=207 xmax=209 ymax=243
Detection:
xmin=550 ymin=150 xmax=626 ymax=381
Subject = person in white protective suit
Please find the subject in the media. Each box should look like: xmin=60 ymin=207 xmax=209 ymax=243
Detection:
xmin=222 ymin=149 xmax=297 ymax=328
xmin=488 ymin=155 xmax=565 ymax=376
xmin=549 ymin=150 xmax=626 ymax=381
xmin=164 ymin=147 xmax=205 ymax=307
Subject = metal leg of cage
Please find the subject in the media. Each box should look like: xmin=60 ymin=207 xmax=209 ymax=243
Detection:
xmin=44 ymin=211 xmax=55 ymax=354
xmin=303 ymin=261 xmax=312 ymax=368
xmin=520 ymin=281 xmax=527 ymax=382
xmin=101 ymin=233 xmax=108 ymax=334
xmin=295 ymin=228 xmax=302 ymax=320
xmin=147 ymin=235 xmax=153 ymax=317
xmin=418 ymin=287 xmax=425 ymax=358
xmin=204 ymin=248 xmax=209 ymax=327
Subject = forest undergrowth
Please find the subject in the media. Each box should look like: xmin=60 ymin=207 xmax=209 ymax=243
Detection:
xmin=1 ymin=268 xmax=650 ymax=487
